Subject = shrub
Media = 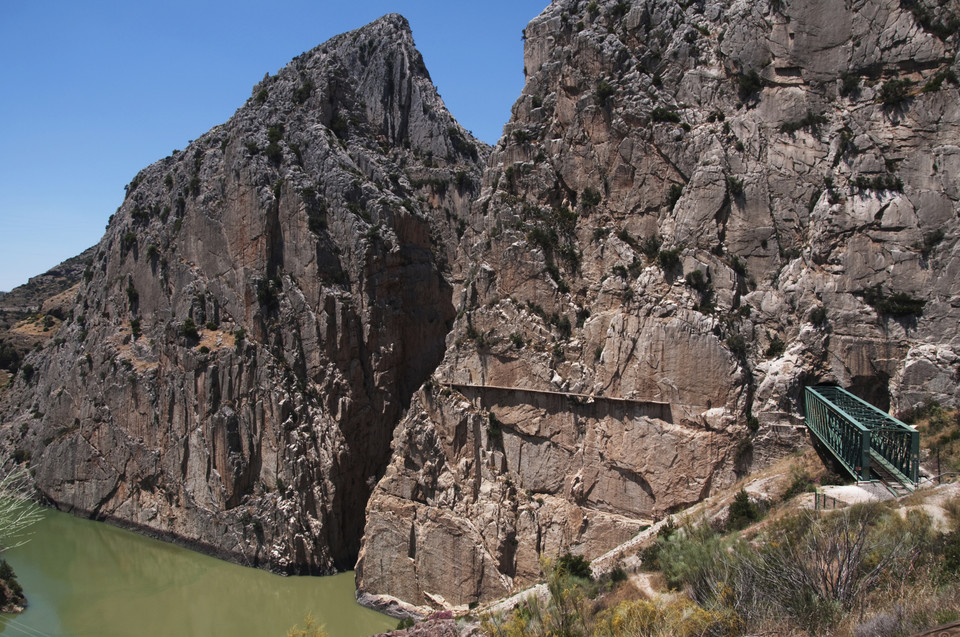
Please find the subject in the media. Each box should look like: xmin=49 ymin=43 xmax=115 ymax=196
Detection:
xmin=765 ymin=336 xmax=785 ymax=358
xmin=854 ymin=174 xmax=904 ymax=192
xmin=782 ymin=466 xmax=816 ymax=501
xmin=126 ymin=283 xmax=139 ymax=307
xmin=736 ymin=69 xmax=764 ymax=101
xmin=658 ymin=247 xmax=682 ymax=271
xmin=595 ymin=80 xmax=616 ymax=107
xmin=878 ymin=78 xmax=914 ymax=105
xmin=556 ymin=552 xmax=593 ymax=581
xmin=121 ymin=231 xmax=137 ymax=253
xmin=512 ymin=128 xmax=532 ymax=144
xmin=922 ymin=68 xmax=959 ymax=93
xmin=727 ymin=489 xmax=761 ymax=531
xmin=180 ymin=318 xmax=199 ymax=340
xmin=641 ymin=234 xmax=663 ymax=259
xmin=727 ymin=175 xmax=745 ymax=197
xmin=292 ymin=79 xmax=315 ymax=105
xmin=665 ymin=183 xmax=684 ymax=209
xmin=726 ymin=334 xmax=747 ymax=357
xmin=130 ymin=318 xmax=142 ymax=339
xmin=839 ymin=71 xmax=861 ymax=97
xmin=684 ymin=269 xmax=709 ymax=293
xmin=582 ymin=188 xmax=602 ymax=207
xmin=651 ymin=107 xmax=681 ymax=123
xmin=861 ymin=284 xmax=925 ymax=317
xmin=286 ymin=613 xmax=328 ymax=637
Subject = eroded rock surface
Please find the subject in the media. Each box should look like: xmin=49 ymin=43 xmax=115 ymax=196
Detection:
xmin=358 ymin=0 xmax=960 ymax=608
xmin=0 ymin=14 xmax=486 ymax=573
xmin=2 ymin=0 xmax=959 ymax=612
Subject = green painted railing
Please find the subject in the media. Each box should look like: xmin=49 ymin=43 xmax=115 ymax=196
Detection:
xmin=804 ymin=385 xmax=919 ymax=486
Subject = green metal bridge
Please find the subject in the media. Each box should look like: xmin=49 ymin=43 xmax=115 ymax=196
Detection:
xmin=804 ymin=385 xmax=919 ymax=489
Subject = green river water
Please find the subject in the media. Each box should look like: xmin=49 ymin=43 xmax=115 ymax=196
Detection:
xmin=0 ymin=509 xmax=395 ymax=637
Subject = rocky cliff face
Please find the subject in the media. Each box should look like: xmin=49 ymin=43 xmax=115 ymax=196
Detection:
xmin=0 ymin=14 xmax=486 ymax=573
xmin=3 ymin=0 xmax=959 ymax=614
xmin=357 ymin=0 xmax=960 ymax=609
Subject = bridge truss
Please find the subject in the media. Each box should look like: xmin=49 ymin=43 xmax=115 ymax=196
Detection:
xmin=804 ymin=385 xmax=919 ymax=487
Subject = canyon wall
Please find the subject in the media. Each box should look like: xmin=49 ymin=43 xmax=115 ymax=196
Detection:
xmin=0 ymin=14 xmax=486 ymax=573
xmin=2 ymin=0 xmax=959 ymax=612
xmin=357 ymin=0 xmax=960 ymax=608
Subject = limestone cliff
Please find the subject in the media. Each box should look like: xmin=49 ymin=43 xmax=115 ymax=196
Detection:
xmin=0 ymin=14 xmax=487 ymax=573
xmin=357 ymin=0 xmax=960 ymax=608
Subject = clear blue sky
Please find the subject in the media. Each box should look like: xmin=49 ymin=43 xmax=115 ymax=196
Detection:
xmin=0 ymin=1 xmax=548 ymax=293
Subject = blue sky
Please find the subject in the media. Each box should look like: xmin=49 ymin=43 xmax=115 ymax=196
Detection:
xmin=0 ymin=1 xmax=548 ymax=292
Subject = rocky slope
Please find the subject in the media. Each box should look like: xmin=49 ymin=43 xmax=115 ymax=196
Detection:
xmin=357 ymin=0 xmax=960 ymax=609
xmin=0 ymin=14 xmax=486 ymax=573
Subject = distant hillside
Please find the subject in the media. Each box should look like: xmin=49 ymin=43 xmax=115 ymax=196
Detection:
xmin=0 ymin=247 xmax=95 ymax=332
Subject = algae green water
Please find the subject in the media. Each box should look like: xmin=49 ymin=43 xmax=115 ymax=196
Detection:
xmin=0 ymin=508 xmax=395 ymax=637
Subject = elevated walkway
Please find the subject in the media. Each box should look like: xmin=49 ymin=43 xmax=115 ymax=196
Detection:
xmin=804 ymin=385 xmax=919 ymax=490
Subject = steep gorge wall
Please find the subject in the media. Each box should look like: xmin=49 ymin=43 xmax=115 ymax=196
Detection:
xmin=358 ymin=0 xmax=960 ymax=608
xmin=1 ymin=0 xmax=959 ymax=613
xmin=0 ymin=15 xmax=487 ymax=573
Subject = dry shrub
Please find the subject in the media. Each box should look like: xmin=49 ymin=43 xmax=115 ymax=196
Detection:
xmin=591 ymin=595 xmax=741 ymax=637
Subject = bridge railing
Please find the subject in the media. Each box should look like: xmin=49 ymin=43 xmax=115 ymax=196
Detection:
xmin=804 ymin=386 xmax=872 ymax=481
xmin=804 ymin=385 xmax=919 ymax=485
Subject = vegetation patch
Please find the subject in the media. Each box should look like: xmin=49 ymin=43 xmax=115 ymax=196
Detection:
xmin=735 ymin=69 xmax=764 ymax=102
xmin=860 ymin=284 xmax=925 ymax=317
xmin=854 ymin=173 xmax=904 ymax=192
xmin=878 ymin=78 xmax=914 ymax=105
xmin=650 ymin=107 xmax=681 ymax=124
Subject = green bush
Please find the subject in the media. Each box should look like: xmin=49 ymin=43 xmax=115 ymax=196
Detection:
xmin=641 ymin=234 xmax=662 ymax=259
xmin=726 ymin=334 xmax=747 ymax=357
xmin=19 ymin=363 xmax=35 ymax=383
xmin=556 ymin=552 xmax=593 ymax=581
xmin=582 ymin=188 xmax=602 ymax=207
xmin=180 ymin=318 xmax=199 ymax=340
xmin=292 ymin=79 xmax=314 ymax=105
xmin=839 ymin=71 xmax=860 ymax=97
xmin=0 ymin=343 xmax=22 ymax=374
xmin=651 ymin=107 xmax=681 ymax=123
xmin=861 ymin=284 xmax=925 ymax=317
xmin=878 ymin=78 xmax=914 ymax=105
xmin=594 ymin=80 xmax=617 ymax=106
xmin=736 ymin=69 xmax=764 ymax=101
xmin=658 ymin=247 xmax=682 ymax=271
xmin=727 ymin=489 xmax=761 ymax=531
xmin=765 ymin=336 xmax=785 ymax=358
xmin=665 ymin=183 xmax=683 ymax=210
xmin=121 ymin=231 xmax=137 ymax=253
xmin=727 ymin=175 xmax=745 ymax=196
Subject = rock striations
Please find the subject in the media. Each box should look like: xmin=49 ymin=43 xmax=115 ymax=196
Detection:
xmin=0 ymin=14 xmax=486 ymax=573
xmin=2 ymin=0 xmax=960 ymax=616
xmin=356 ymin=0 xmax=960 ymax=610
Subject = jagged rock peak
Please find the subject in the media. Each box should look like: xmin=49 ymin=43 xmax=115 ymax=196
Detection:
xmin=232 ymin=12 xmax=471 ymax=159
xmin=1 ymin=14 xmax=486 ymax=577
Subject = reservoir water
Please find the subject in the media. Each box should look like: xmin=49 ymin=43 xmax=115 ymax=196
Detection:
xmin=0 ymin=508 xmax=396 ymax=637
